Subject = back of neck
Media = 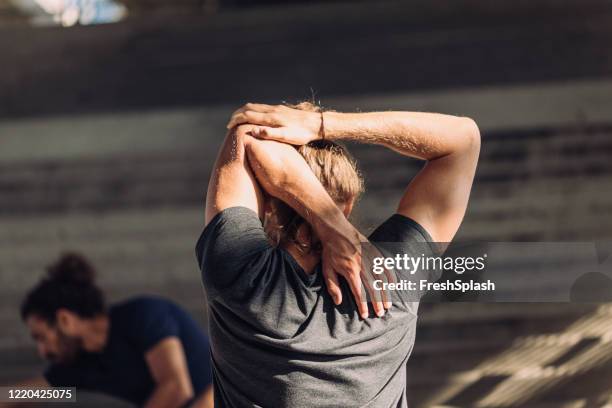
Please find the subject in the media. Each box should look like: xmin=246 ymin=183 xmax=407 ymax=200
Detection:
xmin=283 ymin=243 xmax=321 ymax=275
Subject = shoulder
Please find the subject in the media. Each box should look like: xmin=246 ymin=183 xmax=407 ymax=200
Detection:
xmin=369 ymin=213 xmax=433 ymax=242
xmin=196 ymin=206 xmax=270 ymax=265
xmin=368 ymin=213 xmax=441 ymax=256
xmin=111 ymin=297 xmax=186 ymax=349
xmin=204 ymin=205 xmax=262 ymax=231
xmin=111 ymin=296 xmax=173 ymax=320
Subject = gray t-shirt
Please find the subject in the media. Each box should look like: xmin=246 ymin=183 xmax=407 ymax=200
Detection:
xmin=196 ymin=206 xmax=436 ymax=408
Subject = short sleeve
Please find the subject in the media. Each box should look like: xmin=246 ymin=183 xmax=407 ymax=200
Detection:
xmin=195 ymin=206 xmax=274 ymax=300
xmin=368 ymin=214 xmax=432 ymax=245
xmin=121 ymin=298 xmax=180 ymax=352
xmin=368 ymin=214 xmax=442 ymax=304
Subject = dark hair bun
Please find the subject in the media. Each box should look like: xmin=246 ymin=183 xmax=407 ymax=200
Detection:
xmin=46 ymin=252 xmax=96 ymax=285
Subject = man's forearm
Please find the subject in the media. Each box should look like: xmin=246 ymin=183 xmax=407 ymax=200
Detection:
xmin=323 ymin=111 xmax=479 ymax=160
xmin=227 ymin=103 xmax=479 ymax=245
xmin=144 ymin=381 xmax=193 ymax=408
xmin=243 ymin=136 xmax=357 ymax=241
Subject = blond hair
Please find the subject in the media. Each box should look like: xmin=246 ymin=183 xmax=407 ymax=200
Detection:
xmin=264 ymin=101 xmax=364 ymax=251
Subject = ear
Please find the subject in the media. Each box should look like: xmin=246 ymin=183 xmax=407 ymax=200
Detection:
xmin=55 ymin=309 xmax=80 ymax=335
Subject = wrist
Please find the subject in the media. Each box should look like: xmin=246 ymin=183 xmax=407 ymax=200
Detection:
xmin=313 ymin=208 xmax=359 ymax=243
xmin=303 ymin=110 xmax=323 ymax=142
xmin=319 ymin=111 xmax=344 ymax=141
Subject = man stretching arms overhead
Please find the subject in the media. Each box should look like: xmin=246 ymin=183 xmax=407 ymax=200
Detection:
xmin=196 ymin=102 xmax=480 ymax=407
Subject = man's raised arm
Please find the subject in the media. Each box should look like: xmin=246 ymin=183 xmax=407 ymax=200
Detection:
xmin=241 ymin=133 xmax=388 ymax=317
xmin=325 ymin=111 xmax=480 ymax=243
xmin=206 ymin=122 xmax=386 ymax=317
xmin=228 ymin=105 xmax=480 ymax=243
xmin=204 ymin=125 xmax=264 ymax=225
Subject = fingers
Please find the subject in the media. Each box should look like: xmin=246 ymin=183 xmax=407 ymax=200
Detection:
xmin=251 ymin=126 xmax=288 ymax=143
xmin=243 ymin=103 xmax=275 ymax=112
xmin=322 ymin=263 xmax=343 ymax=306
xmin=364 ymin=244 xmax=394 ymax=310
xmin=346 ymin=273 xmax=368 ymax=319
xmin=226 ymin=112 xmax=246 ymax=129
xmin=227 ymin=103 xmax=277 ymax=129
xmin=382 ymin=267 xmax=396 ymax=309
xmin=362 ymin=270 xmax=385 ymax=317
xmin=373 ymin=269 xmax=392 ymax=311
xmin=228 ymin=111 xmax=279 ymax=129
xmin=230 ymin=103 xmax=274 ymax=119
xmin=227 ymin=106 xmax=247 ymax=129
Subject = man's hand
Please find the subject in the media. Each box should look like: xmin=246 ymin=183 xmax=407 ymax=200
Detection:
xmin=318 ymin=220 xmax=392 ymax=318
xmin=227 ymin=103 xmax=321 ymax=145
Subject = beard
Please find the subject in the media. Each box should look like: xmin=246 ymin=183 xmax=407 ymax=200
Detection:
xmin=48 ymin=331 xmax=84 ymax=364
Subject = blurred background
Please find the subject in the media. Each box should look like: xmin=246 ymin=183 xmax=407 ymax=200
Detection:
xmin=1 ymin=0 xmax=612 ymax=406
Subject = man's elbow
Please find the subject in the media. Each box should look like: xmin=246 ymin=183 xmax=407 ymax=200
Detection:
xmin=459 ymin=117 xmax=481 ymax=156
xmin=226 ymin=125 xmax=254 ymax=157
xmin=244 ymin=137 xmax=290 ymax=191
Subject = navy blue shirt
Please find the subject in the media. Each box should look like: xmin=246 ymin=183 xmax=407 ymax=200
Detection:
xmin=44 ymin=296 xmax=213 ymax=406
